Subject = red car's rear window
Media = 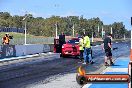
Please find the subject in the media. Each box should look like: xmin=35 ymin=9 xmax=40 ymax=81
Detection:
xmin=67 ymin=39 xmax=79 ymax=44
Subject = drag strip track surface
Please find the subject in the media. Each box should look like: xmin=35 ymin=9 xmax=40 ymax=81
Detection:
xmin=0 ymin=40 xmax=130 ymax=88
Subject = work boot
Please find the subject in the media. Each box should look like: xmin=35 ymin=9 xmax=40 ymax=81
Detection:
xmin=80 ymin=59 xmax=83 ymax=62
xmin=82 ymin=62 xmax=86 ymax=65
xmin=89 ymin=60 xmax=94 ymax=64
xmin=104 ymin=62 xmax=109 ymax=66
xmin=110 ymin=62 xmax=114 ymax=66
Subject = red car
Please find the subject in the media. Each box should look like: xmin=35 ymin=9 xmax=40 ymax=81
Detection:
xmin=61 ymin=38 xmax=80 ymax=57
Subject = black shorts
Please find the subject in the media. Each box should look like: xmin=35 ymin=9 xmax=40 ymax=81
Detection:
xmin=80 ymin=50 xmax=84 ymax=59
xmin=105 ymin=49 xmax=112 ymax=57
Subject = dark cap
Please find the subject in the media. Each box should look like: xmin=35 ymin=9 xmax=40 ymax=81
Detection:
xmin=108 ymin=33 xmax=112 ymax=37
xmin=82 ymin=33 xmax=86 ymax=36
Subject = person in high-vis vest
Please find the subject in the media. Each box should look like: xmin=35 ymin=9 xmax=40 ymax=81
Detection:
xmin=83 ymin=34 xmax=93 ymax=64
xmin=79 ymin=36 xmax=84 ymax=61
xmin=2 ymin=33 xmax=10 ymax=45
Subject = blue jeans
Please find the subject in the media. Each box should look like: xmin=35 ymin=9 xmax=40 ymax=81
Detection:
xmin=83 ymin=48 xmax=92 ymax=63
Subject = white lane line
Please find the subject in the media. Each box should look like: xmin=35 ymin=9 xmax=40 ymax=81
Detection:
xmin=0 ymin=53 xmax=60 ymax=62
xmin=102 ymin=67 xmax=128 ymax=73
xmin=82 ymin=84 xmax=92 ymax=88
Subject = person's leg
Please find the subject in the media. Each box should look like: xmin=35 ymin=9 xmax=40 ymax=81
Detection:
xmin=105 ymin=56 xmax=108 ymax=62
xmin=87 ymin=48 xmax=93 ymax=62
xmin=88 ymin=54 xmax=92 ymax=61
xmin=108 ymin=56 xmax=112 ymax=62
xmin=85 ymin=48 xmax=90 ymax=63
xmin=104 ymin=49 xmax=109 ymax=65
xmin=83 ymin=48 xmax=87 ymax=64
xmin=108 ymin=51 xmax=114 ymax=65
xmin=90 ymin=49 xmax=93 ymax=59
xmin=79 ymin=50 xmax=81 ymax=59
xmin=81 ymin=50 xmax=84 ymax=60
xmin=80 ymin=50 xmax=83 ymax=61
xmin=109 ymin=56 xmax=113 ymax=64
xmin=88 ymin=53 xmax=94 ymax=64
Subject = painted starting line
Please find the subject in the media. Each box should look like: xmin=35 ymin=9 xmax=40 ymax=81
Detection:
xmin=82 ymin=57 xmax=130 ymax=88
xmin=0 ymin=52 xmax=60 ymax=62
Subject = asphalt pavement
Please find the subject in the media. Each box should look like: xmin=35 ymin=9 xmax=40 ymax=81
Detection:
xmin=83 ymin=57 xmax=130 ymax=88
xmin=0 ymin=40 xmax=130 ymax=88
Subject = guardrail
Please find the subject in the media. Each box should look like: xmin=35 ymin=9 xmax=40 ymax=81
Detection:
xmin=0 ymin=44 xmax=54 ymax=59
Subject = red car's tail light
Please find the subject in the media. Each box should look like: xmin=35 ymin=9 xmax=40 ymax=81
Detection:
xmin=62 ymin=45 xmax=64 ymax=48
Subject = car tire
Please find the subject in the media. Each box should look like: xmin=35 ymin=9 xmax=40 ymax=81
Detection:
xmin=74 ymin=55 xmax=79 ymax=59
xmin=61 ymin=54 xmax=67 ymax=58
xmin=60 ymin=53 xmax=63 ymax=57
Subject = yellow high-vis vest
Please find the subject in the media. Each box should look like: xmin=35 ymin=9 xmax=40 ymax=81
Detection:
xmin=83 ymin=36 xmax=91 ymax=48
xmin=79 ymin=38 xmax=84 ymax=50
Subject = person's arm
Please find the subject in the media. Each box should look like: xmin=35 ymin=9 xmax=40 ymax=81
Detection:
xmin=101 ymin=43 xmax=104 ymax=50
xmin=108 ymin=43 xmax=112 ymax=49
xmin=108 ymin=38 xmax=112 ymax=49
xmin=79 ymin=40 xmax=82 ymax=46
xmin=81 ymin=39 xmax=84 ymax=47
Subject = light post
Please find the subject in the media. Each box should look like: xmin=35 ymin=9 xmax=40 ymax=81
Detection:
xmin=72 ymin=23 xmax=75 ymax=37
xmin=55 ymin=22 xmax=58 ymax=38
xmin=111 ymin=27 xmax=113 ymax=40
xmin=24 ymin=21 xmax=27 ymax=45
xmin=123 ymin=25 xmax=126 ymax=40
xmin=91 ymin=26 xmax=94 ymax=42
xmin=101 ymin=25 xmax=104 ymax=38
xmin=69 ymin=18 xmax=75 ymax=37
xmin=124 ymin=34 xmax=126 ymax=40
xmin=98 ymin=24 xmax=99 ymax=33
xmin=83 ymin=29 xmax=85 ymax=34
xmin=23 ymin=16 xmax=28 ymax=45
xmin=92 ymin=32 xmax=93 ymax=42
xmin=111 ymin=27 xmax=113 ymax=34
xmin=98 ymin=24 xmax=100 ymax=38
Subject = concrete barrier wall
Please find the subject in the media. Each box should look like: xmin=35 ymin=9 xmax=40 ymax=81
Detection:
xmin=0 ymin=44 xmax=54 ymax=59
xmin=15 ymin=45 xmax=26 ymax=56
xmin=43 ymin=44 xmax=50 ymax=52
xmin=25 ymin=44 xmax=44 ymax=55
xmin=0 ymin=45 xmax=2 ymax=58
xmin=49 ymin=44 xmax=54 ymax=52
